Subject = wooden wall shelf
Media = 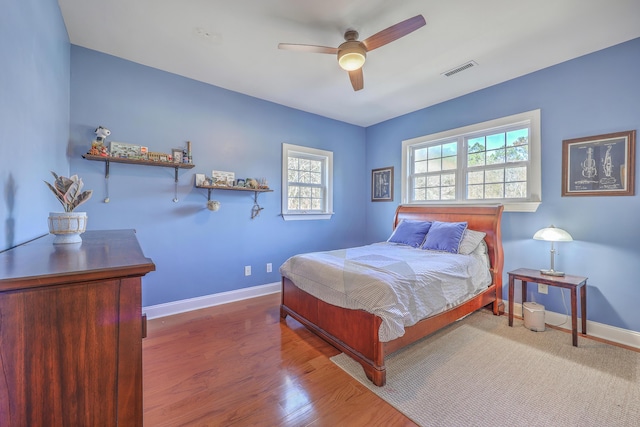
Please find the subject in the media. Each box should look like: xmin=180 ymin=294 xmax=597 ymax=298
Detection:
xmin=195 ymin=185 xmax=273 ymax=219
xmin=83 ymin=154 xmax=195 ymax=174
xmin=83 ymin=154 xmax=195 ymax=202
xmin=195 ymin=184 xmax=273 ymax=194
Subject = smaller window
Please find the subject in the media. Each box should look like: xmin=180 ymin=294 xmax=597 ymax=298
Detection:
xmin=282 ymin=143 xmax=333 ymax=221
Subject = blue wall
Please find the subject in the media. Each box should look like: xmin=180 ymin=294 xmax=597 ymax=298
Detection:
xmin=69 ymin=46 xmax=367 ymax=306
xmin=0 ymin=0 xmax=70 ymax=249
xmin=366 ymin=38 xmax=640 ymax=333
xmin=2 ymin=0 xmax=639 ymax=334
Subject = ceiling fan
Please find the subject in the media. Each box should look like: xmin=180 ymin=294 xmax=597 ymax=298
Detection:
xmin=278 ymin=15 xmax=426 ymax=91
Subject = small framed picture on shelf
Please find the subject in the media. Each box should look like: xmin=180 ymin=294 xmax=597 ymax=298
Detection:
xmin=110 ymin=141 xmax=141 ymax=159
xmin=235 ymin=179 xmax=245 ymax=187
xmin=172 ymin=149 xmax=183 ymax=164
xmin=195 ymin=173 xmax=206 ymax=186
xmin=212 ymin=170 xmax=235 ymax=186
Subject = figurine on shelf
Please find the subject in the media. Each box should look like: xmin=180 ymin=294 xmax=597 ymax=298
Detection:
xmin=246 ymin=178 xmax=259 ymax=189
xmin=187 ymin=141 xmax=192 ymax=164
xmin=88 ymin=142 xmax=100 ymax=156
xmin=89 ymin=126 xmax=111 ymax=156
xmin=95 ymin=126 xmax=111 ymax=141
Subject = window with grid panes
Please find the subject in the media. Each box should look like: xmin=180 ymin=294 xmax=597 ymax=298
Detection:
xmin=402 ymin=110 xmax=541 ymax=212
xmin=281 ymin=143 xmax=333 ymax=220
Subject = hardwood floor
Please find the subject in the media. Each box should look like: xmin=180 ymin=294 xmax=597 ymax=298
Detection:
xmin=143 ymin=293 xmax=417 ymax=426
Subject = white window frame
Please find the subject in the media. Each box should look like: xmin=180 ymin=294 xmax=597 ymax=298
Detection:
xmin=282 ymin=143 xmax=334 ymax=221
xmin=401 ymin=109 xmax=541 ymax=212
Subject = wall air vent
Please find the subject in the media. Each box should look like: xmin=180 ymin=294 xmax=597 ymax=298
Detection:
xmin=442 ymin=60 xmax=478 ymax=77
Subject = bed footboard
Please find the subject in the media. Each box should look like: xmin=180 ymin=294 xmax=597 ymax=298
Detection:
xmin=281 ymin=277 xmax=387 ymax=386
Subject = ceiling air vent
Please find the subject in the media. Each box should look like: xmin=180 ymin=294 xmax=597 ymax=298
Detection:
xmin=442 ymin=61 xmax=478 ymax=77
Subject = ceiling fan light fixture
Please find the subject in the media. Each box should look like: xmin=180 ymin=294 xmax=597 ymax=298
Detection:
xmin=338 ymin=43 xmax=366 ymax=71
xmin=279 ymin=14 xmax=426 ymax=90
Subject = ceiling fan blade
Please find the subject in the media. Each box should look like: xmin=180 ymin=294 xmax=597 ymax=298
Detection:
xmin=278 ymin=43 xmax=338 ymax=54
xmin=362 ymin=15 xmax=426 ymax=52
xmin=348 ymin=68 xmax=364 ymax=91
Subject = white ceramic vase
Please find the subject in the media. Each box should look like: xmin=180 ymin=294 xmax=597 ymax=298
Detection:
xmin=48 ymin=211 xmax=88 ymax=244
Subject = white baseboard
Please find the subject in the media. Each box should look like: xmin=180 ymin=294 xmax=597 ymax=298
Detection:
xmin=143 ymin=282 xmax=281 ymax=320
xmin=144 ymin=290 xmax=639 ymax=350
xmin=509 ymin=302 xmax=640 ymax=350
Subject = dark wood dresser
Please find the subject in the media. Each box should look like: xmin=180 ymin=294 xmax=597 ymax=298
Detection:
xmin=0 ymin=229 xmax=155 ymax=426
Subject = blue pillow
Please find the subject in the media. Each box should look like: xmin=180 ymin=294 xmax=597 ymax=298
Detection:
xmin=421 ymin=221 xmax=468 ymax=253
xmin=387 ymin=220 xmax=432 ymax=248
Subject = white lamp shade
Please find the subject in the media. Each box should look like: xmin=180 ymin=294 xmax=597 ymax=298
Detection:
xmin=533 ymin=225 xmax=573 ymax=242
xmin=338 ymin=42 xmax=366 ymax=71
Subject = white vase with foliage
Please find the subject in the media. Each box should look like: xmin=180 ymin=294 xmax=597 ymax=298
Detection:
xmin=44 ymin=171 xmax=93 ymax=244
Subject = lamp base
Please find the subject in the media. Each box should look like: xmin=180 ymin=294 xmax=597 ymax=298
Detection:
xmin=540 ymin=269 xmax=565 ymax=277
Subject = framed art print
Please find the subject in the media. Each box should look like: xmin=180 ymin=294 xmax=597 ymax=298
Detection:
xmin=195 ymin=173 xmax=206 ymax=186
xmin=372 ymin=166 xmax=394 ymax=202
xmin=562 ymin=130 xmax=635 ymax=196
xmin=172 ymin=149 xmax=184 ymax=164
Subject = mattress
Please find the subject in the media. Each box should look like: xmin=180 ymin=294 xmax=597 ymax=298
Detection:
xmin=280 ymin=242 xmax=492 ymax=342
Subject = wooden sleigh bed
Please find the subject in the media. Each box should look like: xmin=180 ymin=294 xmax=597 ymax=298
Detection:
xmin=280 ymin=204 xmax=504 ymax=386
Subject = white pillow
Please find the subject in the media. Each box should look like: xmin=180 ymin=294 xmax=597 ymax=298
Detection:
xmin=472 ymin=239 xmax=488 ymax=256
xmin=458 ymin=229 xmax=486 ymax=255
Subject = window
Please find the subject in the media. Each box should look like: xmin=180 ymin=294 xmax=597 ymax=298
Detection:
xmin=282 ymin=143 xmax=333 ymax=220
xmin=402 ymin=110 xmax=541 ymax=212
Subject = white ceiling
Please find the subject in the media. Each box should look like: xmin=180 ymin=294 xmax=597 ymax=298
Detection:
xmin=58 ymin=0 xmax=640 ymax=127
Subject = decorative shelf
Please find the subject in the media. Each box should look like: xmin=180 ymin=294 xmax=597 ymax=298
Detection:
xmin=83 ymin=154 xmax=195 ymax=202
xmin=195 ymin=184 xmax=272 ymax=193
xmin=83 ymin=154 xmax=195 ymax=173
xmin=195 ymin=184 xmax=273 ymax=219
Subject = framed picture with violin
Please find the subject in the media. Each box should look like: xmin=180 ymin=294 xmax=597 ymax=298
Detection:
xmin=562 ymin=130 xmax=635 ymax=197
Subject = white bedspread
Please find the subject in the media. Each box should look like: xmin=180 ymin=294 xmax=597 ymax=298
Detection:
xmin=280 ymin=242 xmax=491 ymax=342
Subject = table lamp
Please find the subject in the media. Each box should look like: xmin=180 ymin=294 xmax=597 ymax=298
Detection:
xmin=533 ymin=225 xmax=573 ymax=276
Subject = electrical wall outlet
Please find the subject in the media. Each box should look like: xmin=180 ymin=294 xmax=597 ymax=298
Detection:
xmin=244 ymin=265 xmax=251 ymax=276
xmin=538 ymin=283 xmax=548 ymax=294
xmin=266 ymin=263 xmax=272 ymax=273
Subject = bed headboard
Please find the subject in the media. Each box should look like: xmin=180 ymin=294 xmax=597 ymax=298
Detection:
xmin=393 ymin=204 xmax=504 ymax=288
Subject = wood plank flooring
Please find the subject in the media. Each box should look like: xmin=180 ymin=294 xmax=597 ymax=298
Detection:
xmin=143 ymin=293 xmax=417 ymax=426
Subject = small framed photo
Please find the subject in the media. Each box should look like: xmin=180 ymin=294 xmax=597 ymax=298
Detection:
xmin=172 ymin=149 xmax=183 ymax=164
xmin=212 ymin=170 xmax=235 ymax=186
xmin=110 ymin=141 xmax=141 ymax=158
xmin=372 ymin=166 xmax=394 ymax=202
xmin=195 ymin=173 xmax=206 ymax=186
xmin=235 ymin=178 xmax=245 ymax=187
xmin=562 ymin=130 xmax=636 ymax=197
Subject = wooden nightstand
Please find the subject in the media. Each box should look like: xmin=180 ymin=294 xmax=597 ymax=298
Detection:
xmin=508 ymin=268 xmax=588 ymax=346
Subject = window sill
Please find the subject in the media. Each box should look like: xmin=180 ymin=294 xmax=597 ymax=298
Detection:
xmin=403 ymin=201 xmax=540 ymax=213
xmin=503 ymin=201 xmax=541 ymax=213
xmin=282 ymin=213 xmax=334 ymax=221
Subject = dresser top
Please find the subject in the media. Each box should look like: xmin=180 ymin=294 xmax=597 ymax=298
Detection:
xmin=0 ymin=229 xmax=155 ymax=291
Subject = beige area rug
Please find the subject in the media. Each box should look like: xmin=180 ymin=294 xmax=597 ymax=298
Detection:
xmin=331 ymin=311 xmax=640 ymax=427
